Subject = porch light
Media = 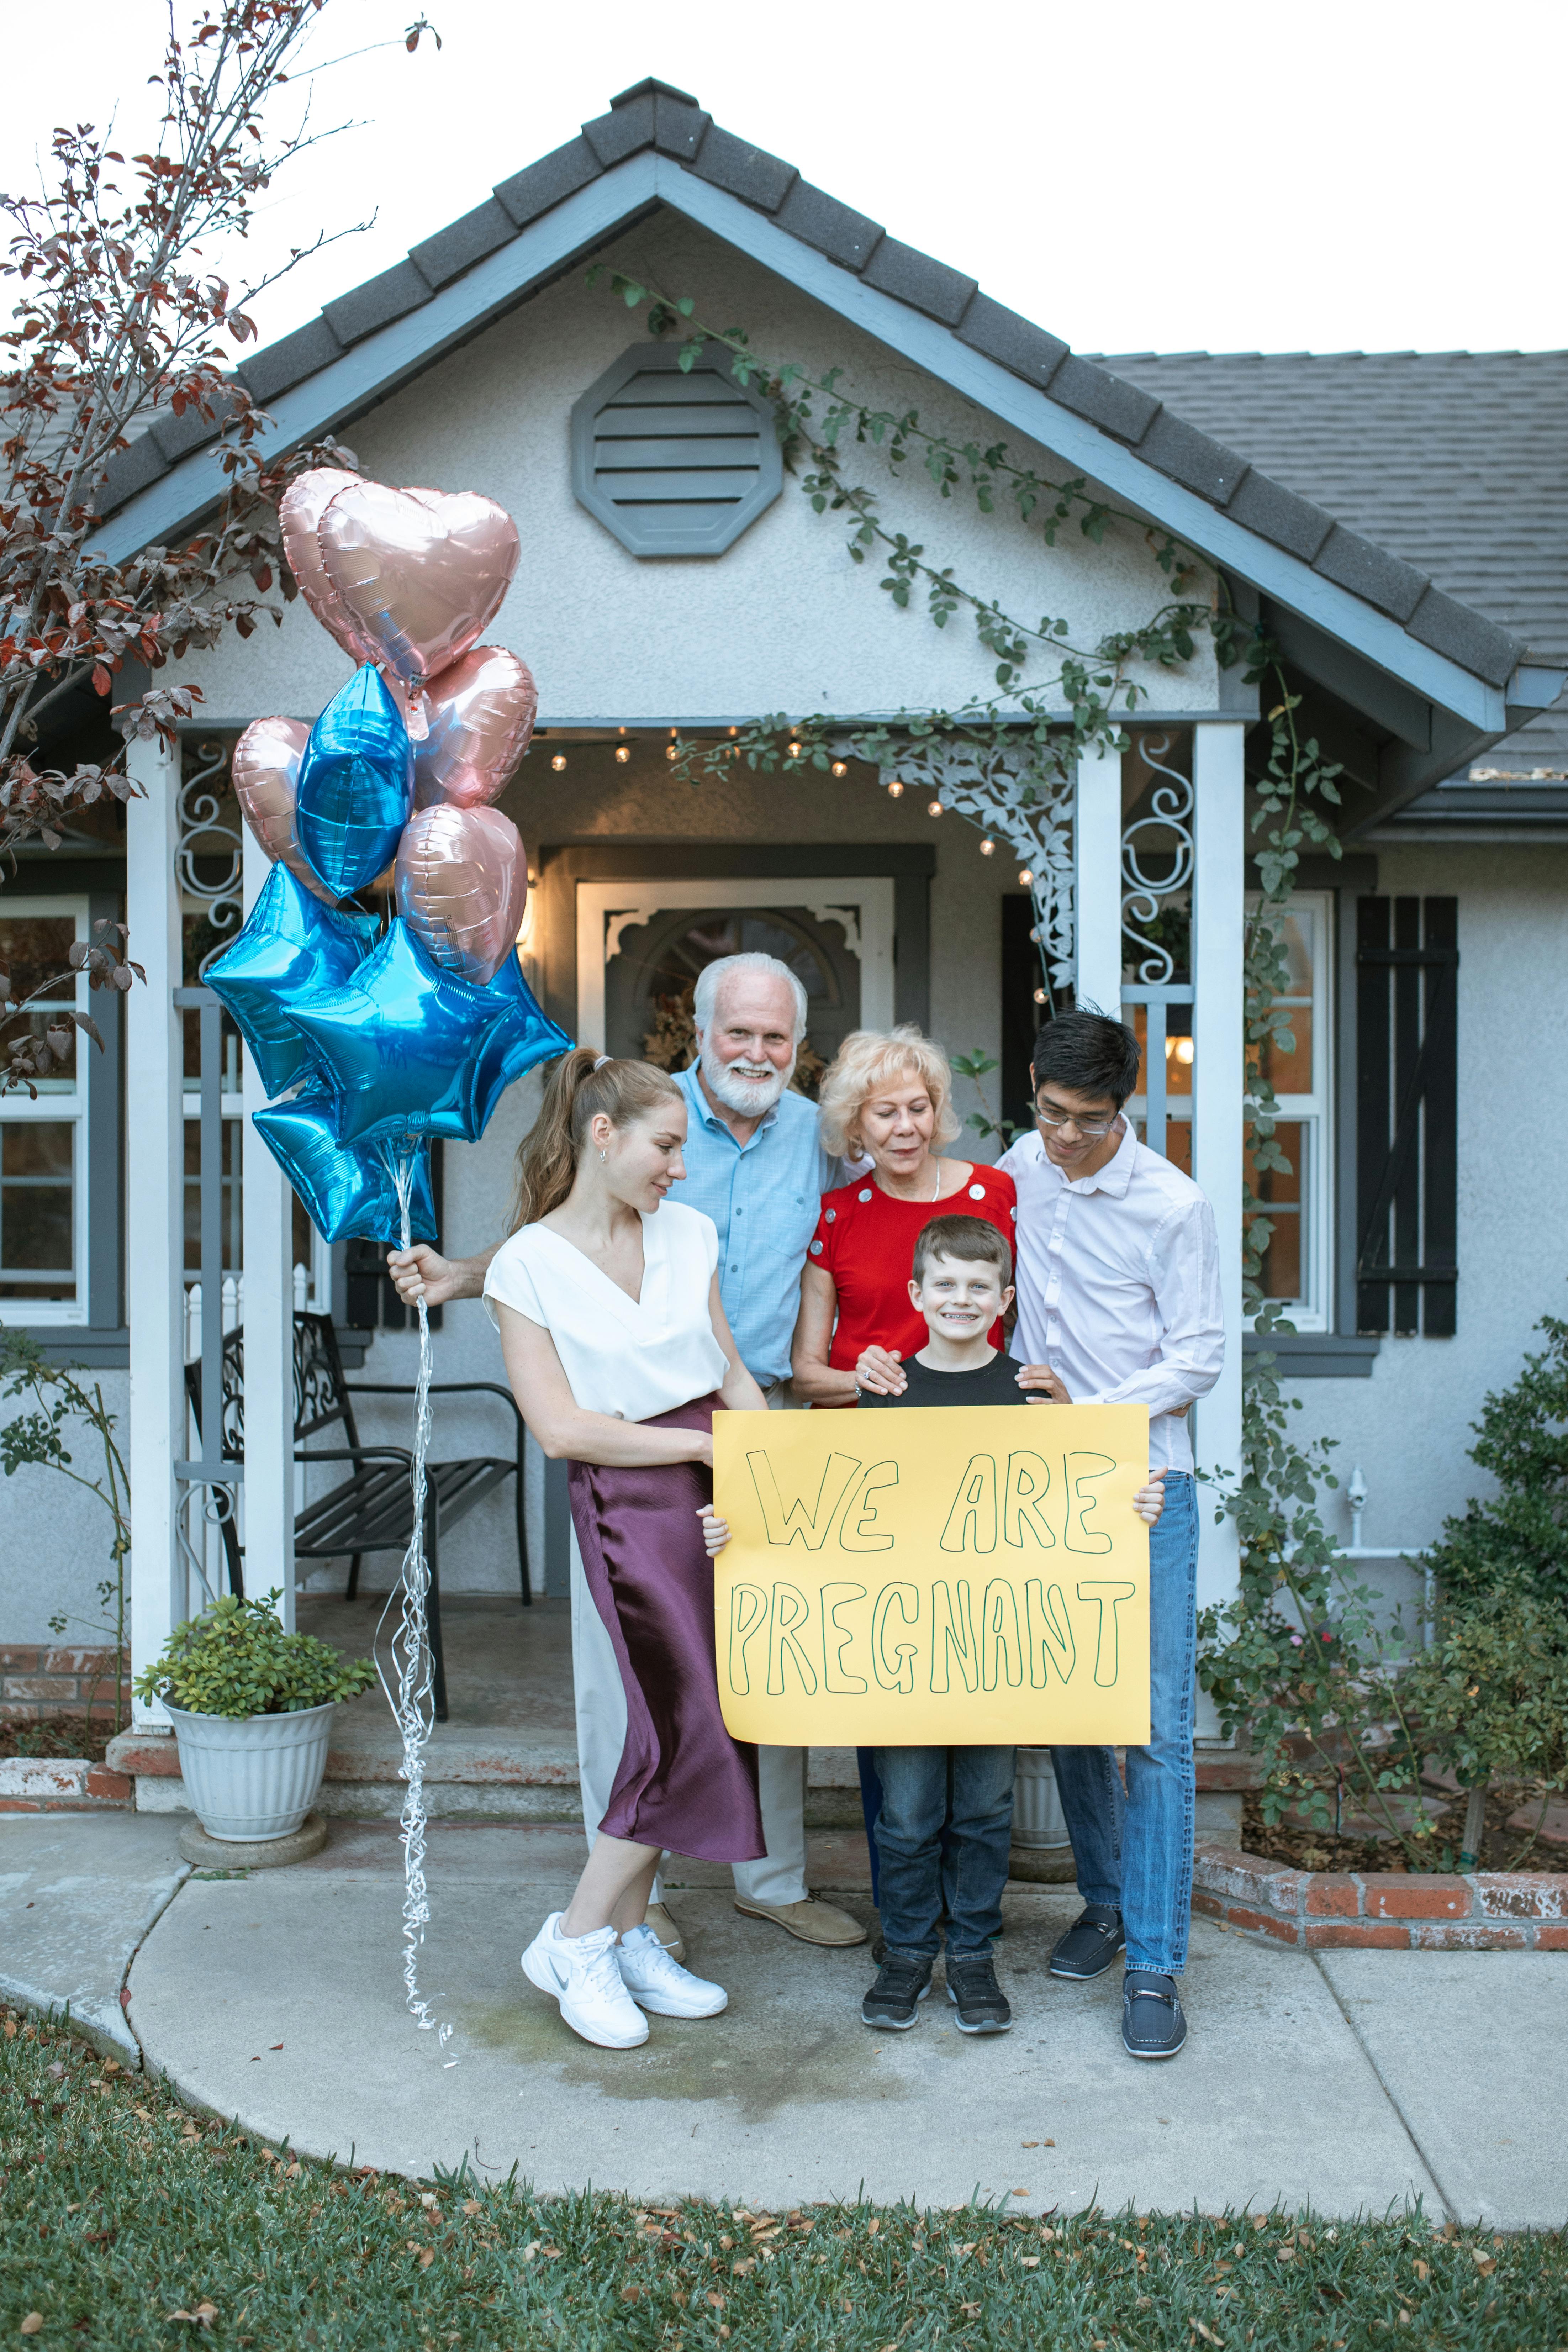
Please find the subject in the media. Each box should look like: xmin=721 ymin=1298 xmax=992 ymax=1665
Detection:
xmin=980 ymin=839 xmax=996 ymax=856
xmin=614 ymin=746 xmax=631 ymax=764
xmin=551 ymin=754 xmax=567 ymax=771
xmin=928 ymin=799 xmax=944 ymax=817
xmin=1167 ymin=1037 xmax=1194 ymax=1065
xmin=886 ymin=780 xmax=905 ymax=798
xmin=831 ymin=760 xmax=848 ymax=778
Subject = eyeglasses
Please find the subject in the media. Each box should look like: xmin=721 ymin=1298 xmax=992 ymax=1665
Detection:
xmin=1035 ymin=1104 xmax=1118 ymax=1140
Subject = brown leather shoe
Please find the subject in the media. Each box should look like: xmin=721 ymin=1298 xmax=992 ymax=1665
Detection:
xmin=733 ymin=1893 xmax=867 ymax=1947
xmin=643 ymin=1902 xmax=685 ymax=1965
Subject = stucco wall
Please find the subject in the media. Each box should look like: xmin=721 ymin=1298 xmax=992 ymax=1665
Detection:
xmin=1280 ymin=843 xmax=1568 ymax=1595
xmin=175 ymin=211 xmax=1219 ymax=729
xmin=1 ymin=1370 xmax=131 ymax=1648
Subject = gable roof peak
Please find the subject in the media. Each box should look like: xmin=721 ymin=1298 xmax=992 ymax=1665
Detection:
xmin=609 ymin=76 xmax=702 ymax=110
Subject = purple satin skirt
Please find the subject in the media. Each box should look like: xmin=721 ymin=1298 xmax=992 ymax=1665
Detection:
xmin=568 ymin=1393 xmax=765 ymax=1864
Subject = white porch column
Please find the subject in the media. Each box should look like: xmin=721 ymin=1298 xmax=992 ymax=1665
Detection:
xmin=241 ymin=825 xmax=297 ymax=1628
xmin=1072 ymin=738 xmax=1124 ymax=1014
xmin=125 ymin=734 xmax=184 ymax=1726
xmin=1192 ymin=721 xmax=1246 ymax=1651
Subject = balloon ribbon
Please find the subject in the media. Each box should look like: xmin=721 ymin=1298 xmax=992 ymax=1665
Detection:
xmin=375 ymin=1144 xmax=453 ymax=2053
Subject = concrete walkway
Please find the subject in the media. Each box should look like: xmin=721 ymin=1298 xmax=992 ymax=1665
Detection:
xmin=6 ymin=1811 xmax=1565 ymax=2224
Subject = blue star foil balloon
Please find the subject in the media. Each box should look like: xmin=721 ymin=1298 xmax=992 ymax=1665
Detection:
xmin=252 ymin=1092 xmax=438 ymax=1245
xmin=286 ymin=918 xmax=570 ymax=1149
xmin=205 ymin=861 xmax=379 ymax=1098
xmin=296 ymin=663 xmax=415 ymax=897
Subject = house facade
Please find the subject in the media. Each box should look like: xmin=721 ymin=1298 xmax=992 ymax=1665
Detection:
xmin=4 ymin=80 xmax=1565 ymax=1727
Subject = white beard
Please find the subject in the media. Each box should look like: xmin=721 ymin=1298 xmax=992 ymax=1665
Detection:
xmin=699 ymin=1040 xmax=793 ymax=1118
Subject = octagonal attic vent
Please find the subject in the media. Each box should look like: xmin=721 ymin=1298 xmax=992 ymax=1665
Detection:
xmin=570 ymin=342 xmax=783 ymax=558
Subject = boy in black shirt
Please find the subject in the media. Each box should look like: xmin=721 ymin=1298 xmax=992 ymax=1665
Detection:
xmin=856 ymin=1216 xmax=1166 ymax=2034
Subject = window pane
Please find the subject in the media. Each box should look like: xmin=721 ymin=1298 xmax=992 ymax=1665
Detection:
xmin=1247 ymin=1121 xmax=1306 ymax=1302
xmin=184 ymin=1116 xmax=243 ymax=1272
xmin=0 ymin=916 xmax=80 ymax=1095
xmin=1160 ymin=1119 xmax=1193 ymax=1178
xmin=0 ymin=1120 xmax=75 ymax=1298
xmin=1130 ymin=1005 xmax=1194 ymax=1099
xmin=1255 ymin=1005 xmax=1313 ymax=1094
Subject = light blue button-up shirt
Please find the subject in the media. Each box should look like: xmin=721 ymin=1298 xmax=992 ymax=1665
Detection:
xmin=670 ymin=1063 xmax=834 ymax=1384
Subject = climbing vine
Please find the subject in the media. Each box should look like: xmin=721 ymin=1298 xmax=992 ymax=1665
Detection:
xmin=589 ymin=269 xmax=1445 ymax=1851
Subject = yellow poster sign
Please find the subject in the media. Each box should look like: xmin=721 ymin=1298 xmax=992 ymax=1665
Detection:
xmin=712 ymin=1403 xmax=1150 ymax=1747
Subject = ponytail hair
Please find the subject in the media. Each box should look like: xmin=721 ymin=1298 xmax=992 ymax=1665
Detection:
xmin=508 ymin=1049 xmax=683 ymax=1229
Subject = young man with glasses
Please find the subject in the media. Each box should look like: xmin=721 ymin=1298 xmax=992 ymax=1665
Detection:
xmin=998 ymin=1008 xmax=1224 ymax=2060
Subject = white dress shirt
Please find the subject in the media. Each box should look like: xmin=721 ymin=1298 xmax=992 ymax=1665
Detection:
xmin=998 ymin=1119 xmax=1224 ymax=1472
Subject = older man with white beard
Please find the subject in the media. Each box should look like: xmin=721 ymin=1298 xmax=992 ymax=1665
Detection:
xmin=387 ymin=950 xmax=864 ymax=1961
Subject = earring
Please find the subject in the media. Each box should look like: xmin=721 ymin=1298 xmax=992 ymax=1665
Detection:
xmin=598 ymin=1148 xmax=607 ymax=1164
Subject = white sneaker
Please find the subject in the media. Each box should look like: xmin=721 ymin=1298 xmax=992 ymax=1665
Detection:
xmin=522 ymin=1912 xmax=648 ymax=2048
xmin=616 ymin=1923 xmax=728 ymax=2018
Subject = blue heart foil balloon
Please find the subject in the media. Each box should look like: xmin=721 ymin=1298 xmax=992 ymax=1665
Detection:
xmin=205 ymin=862 xmax=379 ymax=1098
xmin=252 ymin=1092 xmax=438 ymax=1245
xmin=286 ymin=918 xmax=570 ymax=1149
xmin=296 ymin=664 xmax=415 ymax=897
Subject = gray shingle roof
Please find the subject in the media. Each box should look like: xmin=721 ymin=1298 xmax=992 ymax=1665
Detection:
xmin=96 ymin=78 xmax=1531 ymax=698
xmin=1097 ymin=350 xmax=1568 ymax=666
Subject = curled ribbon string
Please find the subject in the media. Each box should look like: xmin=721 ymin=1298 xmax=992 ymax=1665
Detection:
xmin=375 ymin=1143 xmax=453 ymax=2053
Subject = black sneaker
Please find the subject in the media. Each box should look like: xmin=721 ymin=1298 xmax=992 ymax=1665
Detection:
xmin=861 ymin=1951 xmax=934 ymax=2030
xmin=1049 ymin=1903 xmax=1125 ymax=1979
xmin=945 ymin=1953 xmax=1012 ymax=2035
xmin=1121 ymin=1969 xmax=1187 ymax=2060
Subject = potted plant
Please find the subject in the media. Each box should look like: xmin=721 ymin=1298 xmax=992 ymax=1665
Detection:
xmin=133 ymin=1591 xmax=376 ymax=1842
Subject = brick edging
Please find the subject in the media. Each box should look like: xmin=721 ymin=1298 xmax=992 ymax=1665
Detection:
xmin=0 ymin=1758 xmax=132 ymax=1812
xmin=1193 ymin=1842 xmax=1568 ymax=1950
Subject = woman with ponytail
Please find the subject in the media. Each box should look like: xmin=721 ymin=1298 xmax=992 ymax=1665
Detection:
xmin=481 ymin=1048 xmax=768 ymax=2050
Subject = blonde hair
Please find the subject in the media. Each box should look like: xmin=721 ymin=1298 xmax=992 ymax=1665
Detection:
xmin=817 ymin=1024 xmax=962 ymax=1160
xmin=508 ymin=1048 xmax=682 ymax=1229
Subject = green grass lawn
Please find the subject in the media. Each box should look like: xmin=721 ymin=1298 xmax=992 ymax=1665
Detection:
xmin=3 ymin=2001 xmax=1565 ymax=2351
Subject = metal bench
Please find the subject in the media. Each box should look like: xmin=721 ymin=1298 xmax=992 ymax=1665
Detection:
xmin=183 ymin=1310 xmax=529 ymax=1721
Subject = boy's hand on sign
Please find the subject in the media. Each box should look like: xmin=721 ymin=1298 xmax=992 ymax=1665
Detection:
xmin=854 ymin=1345 xmax=906 ymax=1396
xmin=697 ymin=1505 xmax=731 ymax=1557
xmin=1016 ymin=1363 xmax=1072 ymax=1403
xmin=1133 ymin=1468 xmax=1168 ymax=1526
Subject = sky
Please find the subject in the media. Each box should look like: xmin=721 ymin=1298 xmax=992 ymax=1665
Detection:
xmin=2 ymin=0 xmax=1564 ymax=360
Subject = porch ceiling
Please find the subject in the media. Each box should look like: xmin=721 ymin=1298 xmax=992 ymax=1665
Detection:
xmin=88 ymin=77 xmax=1565 ymax=826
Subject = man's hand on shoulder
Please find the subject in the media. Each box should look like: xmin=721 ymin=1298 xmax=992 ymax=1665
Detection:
xmin=1015 ymin=1362 xmax=1072 ymax=1403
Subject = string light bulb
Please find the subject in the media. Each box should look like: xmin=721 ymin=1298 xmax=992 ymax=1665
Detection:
xmin=665 ymin=743 xmax=680 ymax=761
xmin=1018 ymin=867 xmax=1034 ymax=887
xmin=614 ymin=745 xmax=631 ymax=764
xmin=928 ymin=798 xmax=944 ymax=818
xmin=728 ymin=726 xmax=739 ymax=738
xmin=787 ymin=740 xmax=803 ymax=759
xmin=980 ymin=839 xmax=996 ymax=856
xmin=550 ymin=753 xmax=567 ymax=771
xmin=1033 ymin=987 xmax=1048 ymax=1005
xmin=831 ymin=760 xmax=848 ymax=778
xmin=886 ymin=780 xmax=905 ymax=798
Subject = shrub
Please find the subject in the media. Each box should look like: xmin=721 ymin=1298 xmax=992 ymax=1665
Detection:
xmin=133 ymin=1591 xmax=376 ymax=1720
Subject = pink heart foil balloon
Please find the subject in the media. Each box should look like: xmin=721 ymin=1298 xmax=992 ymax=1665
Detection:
xmin=411 ymin=645 xmax=538 ymax=811
xmin=231 ymin=716 xmax=339 ymax=906
xmin=317 ymin=482 xmax=521 ymax=692
xmin=279 ymin=467 xmax=368 ymax=661
xmin=394 ymin=803 xmax=529 ymax=987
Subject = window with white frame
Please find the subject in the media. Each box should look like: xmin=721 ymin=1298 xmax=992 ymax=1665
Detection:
xmin=1246 ymin=891 xmax=1332 ymax=1330
xmin=0 ymin=897 xmax=91 ymax=1323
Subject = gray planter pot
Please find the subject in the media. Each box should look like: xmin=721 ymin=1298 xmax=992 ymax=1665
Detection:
xmin=1013 ymin=1746 xmax=1070 ymax=1849
xmin=165 ymin=1700 xmax=336 ymax=1841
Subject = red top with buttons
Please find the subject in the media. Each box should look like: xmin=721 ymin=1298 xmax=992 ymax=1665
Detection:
xmin=808 ymin=1162 xmax=1019 ymax=1378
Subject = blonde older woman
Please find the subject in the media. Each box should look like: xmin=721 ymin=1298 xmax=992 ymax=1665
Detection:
xmin=791 ymin=1025 xmax=1017 ymax=1408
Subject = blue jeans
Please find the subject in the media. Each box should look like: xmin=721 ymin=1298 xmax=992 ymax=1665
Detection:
xmin=872 ymin=1745 xmax=1016 ymax=1958
xmin=1050 ymin=1470 xmax=1199 ymax=1975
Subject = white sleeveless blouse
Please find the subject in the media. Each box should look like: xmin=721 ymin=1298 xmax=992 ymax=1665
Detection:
xmin=483 ymin=1199 xmax=728 ymax=1422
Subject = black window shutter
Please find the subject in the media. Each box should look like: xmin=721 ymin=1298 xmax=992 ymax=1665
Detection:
xmin=1355 ymin=897 xmax=1458 ymax=1336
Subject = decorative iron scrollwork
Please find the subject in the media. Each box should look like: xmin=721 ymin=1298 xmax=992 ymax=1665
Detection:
xmin=1120 ymin=732 xmax=1194 ymax=985
xmin=176 ymin=738 xmax=245 ymax=976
